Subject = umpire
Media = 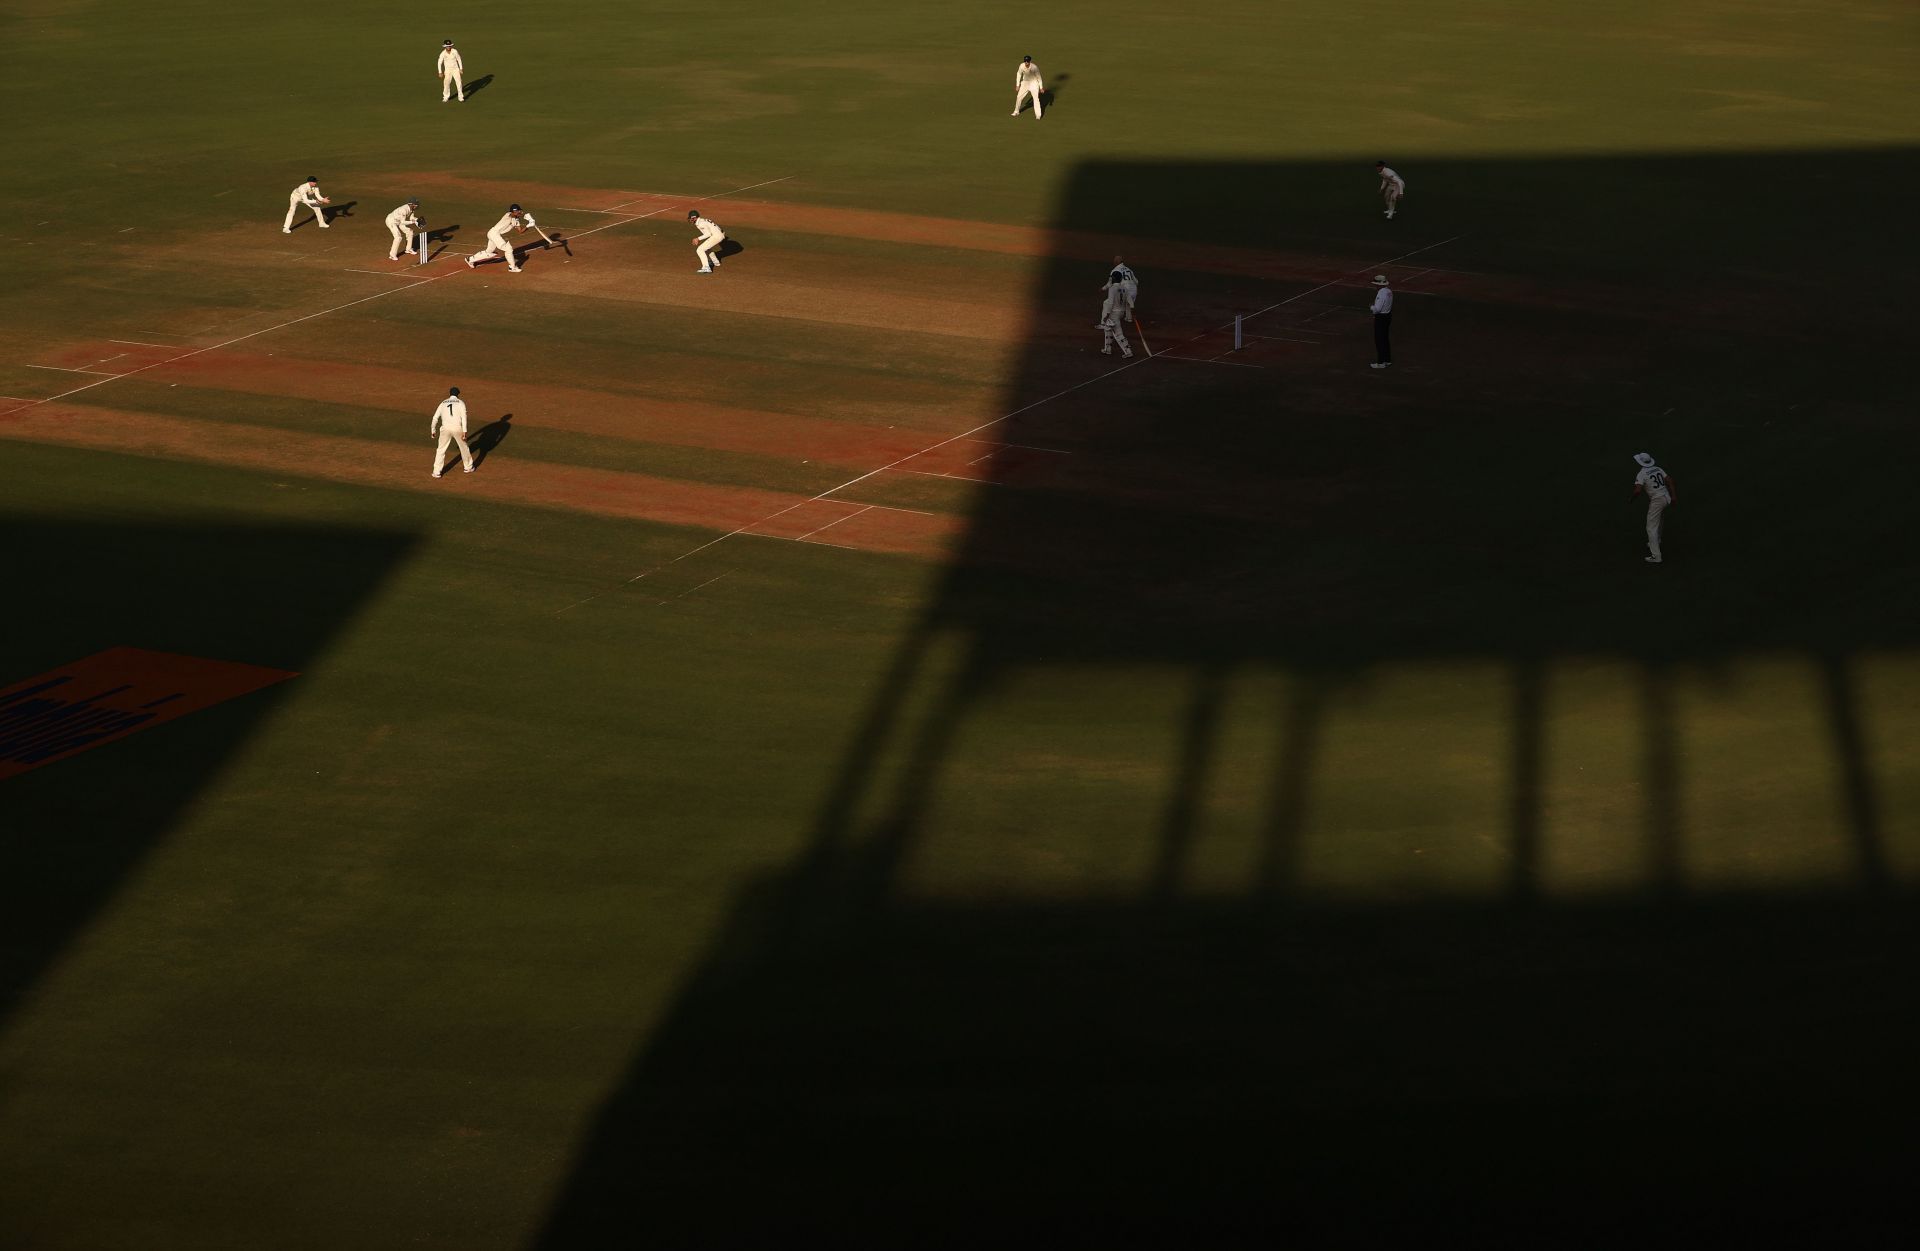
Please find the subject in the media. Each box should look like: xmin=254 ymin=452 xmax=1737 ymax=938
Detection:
xmin=1368 ymin=274 xmax=1393 ymax=369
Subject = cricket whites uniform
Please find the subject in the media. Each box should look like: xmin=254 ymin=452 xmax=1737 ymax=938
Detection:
xmin=1634 ymin=455 xmax=1673 ymax=562
xmin=438 ymin=44 xmax=465 ymax=101
xmin=1100 ymin=303 xmax=1134 ymax=358
xmin=1098 ymin=265 xmax=1137 ymax=356
xmin=693 ymin=216 xmax=725 ymax=272
xmin=283 ymin=182 xmax=329 ymax=231
xmin=432 ymin=393 xmax=474 ymax=476
xmin=470 ymin=211 xmax=533 ymax=271
xmin=1379 ymin=166 xmax=1405 ymax=217
xmin=1101 ymin=263 xmax=1139 ymax=322
xmin=1013 ymin=60 xmax=1044 ymax=118
xmin=386 ymin=203 xmax=423 ymax=259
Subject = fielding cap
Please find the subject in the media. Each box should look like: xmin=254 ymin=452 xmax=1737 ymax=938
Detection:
xmin=1371 ymin=274 xmax=1390 ymax=285
xmin=306 ymin=175 xmax=319 ymax=182
xmin=1633 ymin=452 xmax=1656 ymax=467
xmin=449 ymin=386 xmax=461 ymax=396
xmin=444 ymin=39 xmax=454 ymax=46
xmin=687 ymin=210 xmax=700 ymax=219
xmin=509 ymin=203 xmax=522 ymax=212
xmin=408 ymin=197 xmax=419 ymax=205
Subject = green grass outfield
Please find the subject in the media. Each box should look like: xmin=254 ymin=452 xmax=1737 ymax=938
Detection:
xmin=3 ymin=1 xmax=1919 ymax=1245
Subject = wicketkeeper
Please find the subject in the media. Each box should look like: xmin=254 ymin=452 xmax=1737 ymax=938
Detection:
xmin=386 ymin=198 xmax=423 ymax=260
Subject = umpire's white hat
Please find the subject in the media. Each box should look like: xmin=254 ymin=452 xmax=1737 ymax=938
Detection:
xmin=1633 ymin=452 xmax=1657 ymax=467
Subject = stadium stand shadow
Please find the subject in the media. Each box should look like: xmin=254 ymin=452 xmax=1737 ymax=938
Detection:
xmin=0 ymin=518 xmax=414 ymax=1031
xmin=469 ymin=412 xmax=513 ymax=466
xmin=534 ymin=148 xmax=1919 ymax=1244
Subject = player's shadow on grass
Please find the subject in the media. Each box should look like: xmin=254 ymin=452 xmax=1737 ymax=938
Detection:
xmin=322 ymin=200 xmax=357 ymax=223
xmin=1040 ymin=70 xmax=1067 ymax=111
xmin=424 ymin=225 xmax=459 ymax=261
xmin=534 ymin=147 xmax=1920 ymax=1246
xmin=468 ymin=413 xmax=512 ymax=467
xmin=462 ymin=73 xmax=494 ymax=98
xmin=714 ymin=238 xmax=744 ymax=263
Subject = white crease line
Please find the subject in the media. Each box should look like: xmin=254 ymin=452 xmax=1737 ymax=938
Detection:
xmin=795 ymin=505 xmax=873 ymax=541
xmin=1158 ymin=354 xmax=1265 ymax=369
xmin=108 ymin=339 xmax=183 ymax=349
xmin=22 ymin=364 xmax=122 ymax=375
xmin=599 ymin=174 xmax=798 ymax=214
xmin=345 ymin=268 xmax=433 ymax=279
xmin=659 ymin=572 xmax=732 ymax=604
xmin=963 ymin=438 xmax=1071 ymax=454
xmin=894 ymin=468 xmax=997 ymax=484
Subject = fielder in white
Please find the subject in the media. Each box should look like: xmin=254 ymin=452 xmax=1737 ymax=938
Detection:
xmin=466 ymin=205 xmax=553 ymax=273
xmin=431 ymin=386 xmax=475 ymax=477
xmin=1012 ymin=56 xmax=1044 ymax=118
xmin=282 ymin=176 xmax=331 ymax=232
xmin=689 ymin=211 xmax=726 ymax=273
xmin=1097 ymin=259 xmax=1138 ymax=357
xmin=1631 ymin=452 xmax=1676 ymax=563
xmin=1376 ymin=161 xmax=1405 ymax=218
xmin=438 ymin=40 xmax=465 ymax=102
xmin=386 ymin=198 xmax=423 ymax=260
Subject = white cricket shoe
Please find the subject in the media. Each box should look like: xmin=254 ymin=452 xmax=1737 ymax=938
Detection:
xmin=696 ymin=267 xmax=712 ymax=274
xmin=281 ymin=228 xmax=291 ymax=234
xmin=1370 ymin=362 xmax=1390 ymax=369
xmin=1645 ymin=555 xmax=1663 ymax=563
xmin=507 ymin=266 xmax=522 ymax=273
xmin=465 ymin=257 xmax=476 ymax=268
xmin=432 ymin=472 xmax=442 ymax=478
xmin=464 ymin=466 xmax=475 ymax=474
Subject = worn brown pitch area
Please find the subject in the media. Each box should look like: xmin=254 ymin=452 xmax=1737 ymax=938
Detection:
xmin=0 ymin=401 xmax=964 ymax=559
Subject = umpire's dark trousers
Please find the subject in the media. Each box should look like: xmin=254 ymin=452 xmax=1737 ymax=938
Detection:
xmin=1373 ymin=312 xmax=1392 ymax=364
